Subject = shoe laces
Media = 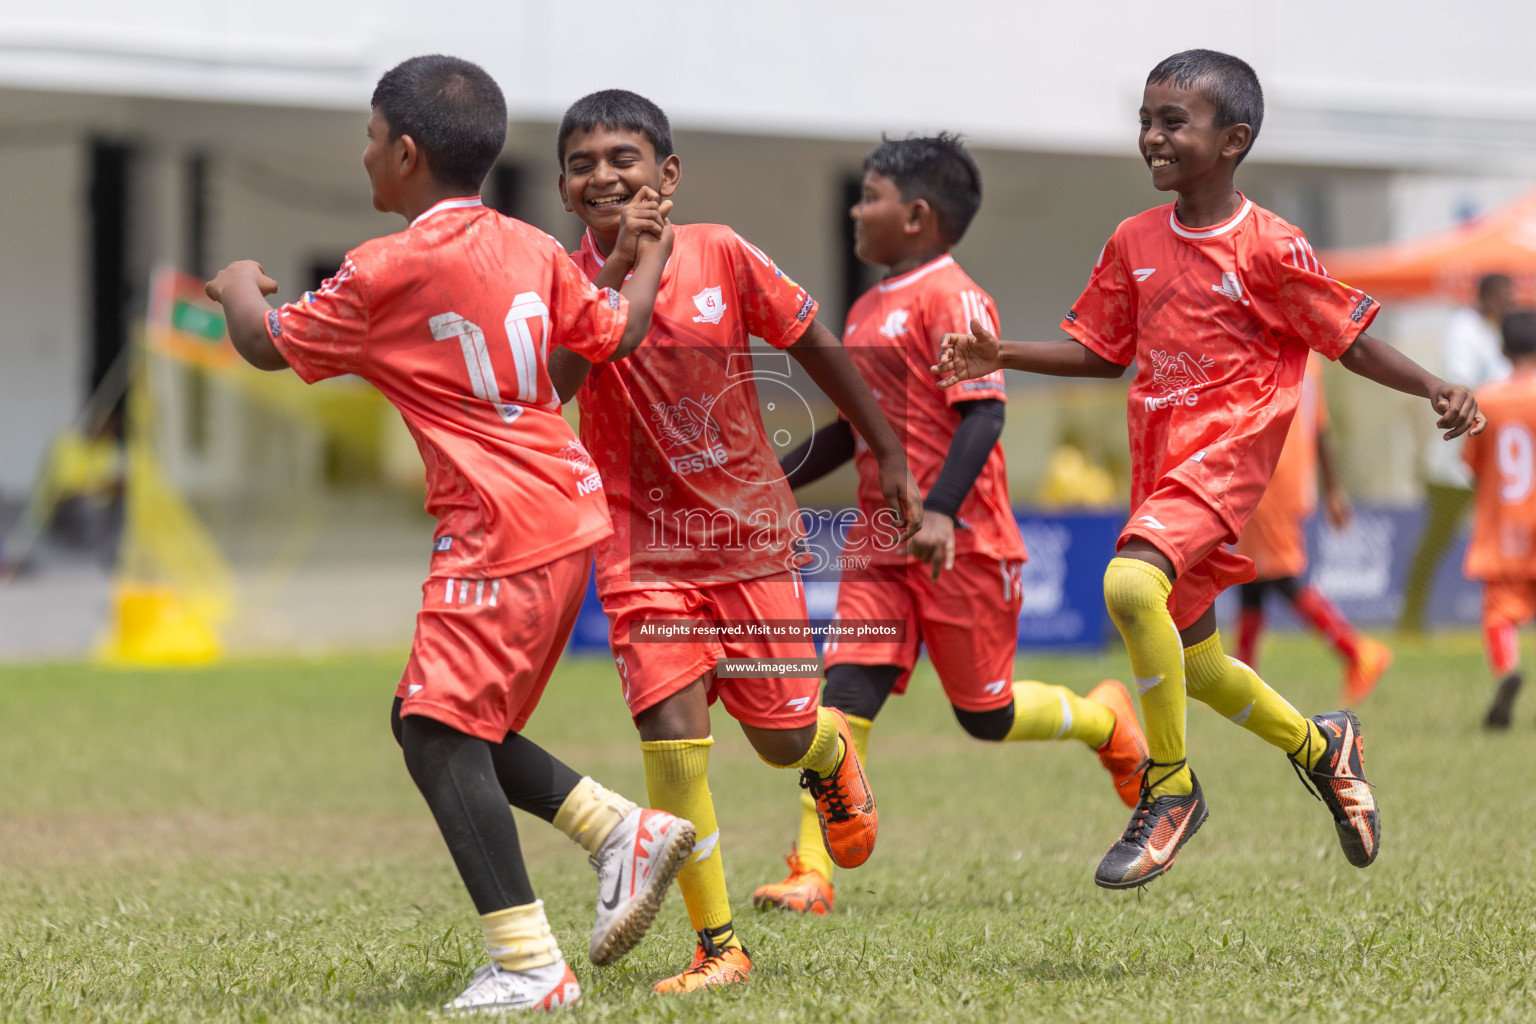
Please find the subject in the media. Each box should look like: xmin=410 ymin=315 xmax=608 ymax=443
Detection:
xmin=683 ymin=927 xmax=744 ymax=977
xmin=1118 ymin=759 xmax=1186 ymax=844
xmin=1289 ymin=725 xmax=1325 ymax=803
xmin=800 ymin=758 xmax=852 ymax=822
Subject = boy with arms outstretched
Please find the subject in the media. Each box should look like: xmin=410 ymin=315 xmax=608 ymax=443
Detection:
xmin=548 ymin=90 xmax=921 ymax=991
xmin=937 ymin=50 xmax=1482 ymax=889
xmin=751 ymin=135 xmax=1150 ymax=917
xmin=206 ymin=57 xmax=695 ymax=1013
xmin=1462 ymin=310 xmax=1536 ymax=728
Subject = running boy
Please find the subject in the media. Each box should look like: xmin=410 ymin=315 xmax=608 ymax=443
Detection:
xmin=205 ymin=56 xmax=695 ymax=1013
xmin=548 ymin=89 xmax=921 ymax=991
xmin=751 ymin=135 xmax=1149 ymax=917
xmin=935 ymin=49 xmax=1482 ymax=889
xmin=1462 ymin=309 xmax=1536 ymax=728
xmin=1234 ymin=351 xmax=1392 ymax=702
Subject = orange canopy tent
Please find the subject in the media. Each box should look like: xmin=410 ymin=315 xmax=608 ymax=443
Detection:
xmin=1320 ymin=186 xmax=1536 ymax=304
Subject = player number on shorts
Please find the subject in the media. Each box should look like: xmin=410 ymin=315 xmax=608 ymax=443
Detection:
xmin=1497 ymin=423 xmax=1534 ymax=504
xmin=428 ymin=293 xmax=551 ymax=421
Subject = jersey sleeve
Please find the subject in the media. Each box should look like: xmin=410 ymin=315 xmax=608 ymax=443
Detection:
xmin=730 ymin=233 xmax=817 ymax=349
xmin=547 ymin=240 xmax=628 ymax=363
xmin=925 ymin=283 xmax=1007 ymax=406
xmin=1273 ymin=238 xmax=1379 ymax=359
xmin=267 ymin=256 xmax=370 ymax=384
xmin=1061 ymin=232 xmax=1135 ymax=366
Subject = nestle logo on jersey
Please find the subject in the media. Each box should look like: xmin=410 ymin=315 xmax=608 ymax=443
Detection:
xmin=576 ymin=471 xmax=604 ymax=495
xmin=1144 ymin=349 xmax=1213 ymax=411
xmin=670 ymin=444 xmax=729 ymax=476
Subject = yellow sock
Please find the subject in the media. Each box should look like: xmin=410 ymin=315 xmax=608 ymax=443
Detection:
xmin=1184 ymin=630 xmax=1325 ymax=765
xmin=763 ymin=705 xmax=843 ymax=776
xmin=481 ymin=900 xmax=561 ymax=971
xmin=794 ymin=713 xmax=870 ymax=882
xmin=1103 ymin=557 xmax=1190 ymax=796
xmin=552 ymin=776 xmax=638 ymax=856
xmin=639 ymin=737 xmax=738 ymax=943
xmin=1004 ymin=681 xmax=1115 ymax=749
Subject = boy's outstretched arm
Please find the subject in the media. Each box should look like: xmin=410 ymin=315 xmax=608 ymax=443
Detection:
xmin=789 ymin=318 xmax=923 ymax=542
xmin=931 ymin=319 xmax=1123 ymax=386
xmin=1339 ymin=332 xmax=1484 ymax=439
xmin=205 ymin=261 xmax=290 ymax=371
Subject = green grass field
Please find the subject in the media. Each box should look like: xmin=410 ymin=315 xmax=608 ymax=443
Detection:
xmin=2 ymin=633 xmax=1534 ymax=1023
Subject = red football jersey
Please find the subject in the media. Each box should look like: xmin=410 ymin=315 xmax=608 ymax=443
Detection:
xmin=1463 ymin=368 xmax=1536 ymax=580
xmin=840 ymin=255 xmax=1025 ymax=565
xmin=572 ymin=223 xmax=817 ymax=595
xmin=267 ymin=197 xmax=628 ymax=578
xmin=1062 ymin=196 xmax=1378 ymax=540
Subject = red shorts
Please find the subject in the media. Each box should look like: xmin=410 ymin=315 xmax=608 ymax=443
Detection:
xmin=823 ymin=552 xmax=1024 ymax=713
xmin=396 ymin=547 xmax=592 ymax=743
xmin=1484 ymin=579 xmax=1536 ymax=629
xmin=1234 ymin=500 xmax=1308 ymax=581
xmin=602 ymin=571 xmax=820 ymax=729
xmin=1119 ymin=482 xmax=1257 ymax=630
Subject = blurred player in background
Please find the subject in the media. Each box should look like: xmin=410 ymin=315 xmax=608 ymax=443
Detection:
xmin=1234 ymin=352 xmax=1392 ymax=704
xmin=936 ymin=49 xmax=1482 ymax=889
xmin=752 ymin=135 xmax=1149 ymax=918
xmin=1461 ymin=309 xmax=1536 ymax=728
xmin=547 ymin=90 xmax=921 ymax=992
xmin=1400 ymin=273 xmax=1514 ymax=635
xmin=205 ymin=56 xmax=695 ymax=1014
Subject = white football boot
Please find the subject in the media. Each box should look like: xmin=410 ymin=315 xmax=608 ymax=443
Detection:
xmin=588 ymin=808 xmax=695 ymax=965
xmin=442 ymin=959 xmax=581 ymax=1015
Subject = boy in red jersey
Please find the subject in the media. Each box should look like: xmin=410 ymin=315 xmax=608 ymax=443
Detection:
xmin=751 ymin=135 xmax=1149 ymax=917
xmin=205 ymin=57 xmax=696 ymax=1014
xmin=1234 ymin=352 xmax=1392 ymax=703
xmin=548 ymin=90 xmax=920 ymax=992
xmin=936 ymin=49 xmax=1482 ymax=889
xmin=1462 ymin=310 xmax=1536 ymax=728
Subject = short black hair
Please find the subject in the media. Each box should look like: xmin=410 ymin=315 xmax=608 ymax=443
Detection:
xmin=1502 ymin=309 xmax=1536 ymax=357
xmin=863 ymin=133 xmax=983 ymax=245
xmin=370 ymin=55 xmax=507 ymax=194
xmin=1147 ymin=49 xmax=1264 ymax=164
xmin=558 ymin=90 xmax=674 ymax=167
xmin=1480 ymin=273 xmax=1514 ymax=301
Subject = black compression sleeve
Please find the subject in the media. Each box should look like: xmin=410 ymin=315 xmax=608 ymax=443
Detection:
xmin=781 ymin=419 xmax=856 ymax=489
xmin=923 ymin=399 xmax=1005 ymax=519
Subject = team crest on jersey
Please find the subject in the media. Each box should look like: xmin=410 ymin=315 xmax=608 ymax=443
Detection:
xmin=691 ymin=286 xmax=727 ymax=325
xmin=877 ymin=309 xmax=910 ymax=338
xmin=558 ymin=439 xmax=593 ymax=475
xmin=1145 ymin=349 xmax=1214 ymax=411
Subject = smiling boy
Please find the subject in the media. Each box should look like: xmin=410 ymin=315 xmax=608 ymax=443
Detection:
xmin=205 ymin=57 xmax=696 ymax=1014
xmin=936 ymin=50 xmax=1482 ymax=888
xmin=548 ymin=89 xmax=920 ymax=991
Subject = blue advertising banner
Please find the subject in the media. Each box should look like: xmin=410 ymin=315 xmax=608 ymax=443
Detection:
xmin=568 ymin=505 xmax=1478 ymax=656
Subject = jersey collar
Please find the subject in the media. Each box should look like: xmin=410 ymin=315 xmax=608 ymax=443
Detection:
xmin=410 ymin=196 xmax=484 ymax=228
xmin=878 ymin=253 xmax=955 ymax=292
xmin=1168 ymin=193 xmax=1252 ymax=240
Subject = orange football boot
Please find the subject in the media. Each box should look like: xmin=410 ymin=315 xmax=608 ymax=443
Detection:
xmin=800 ymin=708 xmax=877 ymax=868
xmin=1342 ymin=636 xmax=1392 ymax=706
xmin=751 ymin=850 xmax=834 ymax=916
xmin=652 ymin=933 xmax=751 ymax=993
xmin=1086 ymin=679 xmax=1150 ymax=808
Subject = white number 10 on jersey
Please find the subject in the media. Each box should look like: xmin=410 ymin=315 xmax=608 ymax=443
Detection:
xmin=429 ymin=293 xmax=551 ymax=422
